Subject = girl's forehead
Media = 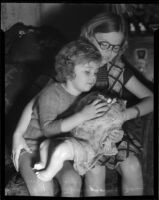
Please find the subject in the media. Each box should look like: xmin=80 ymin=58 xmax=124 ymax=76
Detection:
xmin=95 ymin=32 xmax=124 ymax=45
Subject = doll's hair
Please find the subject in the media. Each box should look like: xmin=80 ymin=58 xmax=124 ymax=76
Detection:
xmin=55 ymin=39 xmax=102 ymax=83
xmin=80 ymin=12 xmax=128 ymax=54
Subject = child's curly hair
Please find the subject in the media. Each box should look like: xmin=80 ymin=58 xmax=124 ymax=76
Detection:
xmin=55 ymin=39 xmax=102 ymax=83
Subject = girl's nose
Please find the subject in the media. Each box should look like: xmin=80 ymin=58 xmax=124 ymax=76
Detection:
xmin=105 ymin=49 xmax=113 ymax=56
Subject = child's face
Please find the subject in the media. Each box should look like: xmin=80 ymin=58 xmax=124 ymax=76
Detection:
xmin=92 ymin=32 xmax=124 ymax=65
xmin=70 ymin=60 xmax=99 ymax=93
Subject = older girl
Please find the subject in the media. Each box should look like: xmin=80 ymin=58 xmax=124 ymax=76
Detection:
xmin=80 ymin=12 xmax=153 ymax=196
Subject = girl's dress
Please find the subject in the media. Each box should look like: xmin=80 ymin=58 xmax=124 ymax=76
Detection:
xmin=93 ymin=59 xmax=143 ymax=170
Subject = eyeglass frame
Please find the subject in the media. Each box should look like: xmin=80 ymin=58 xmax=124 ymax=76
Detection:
xmin=94 ymin=36 xmax=121 ymax=53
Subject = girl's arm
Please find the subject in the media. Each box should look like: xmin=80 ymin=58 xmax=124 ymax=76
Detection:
xmin=12 ymin=97 xmax=36 ymax=171
xmin=123 ymin=75 xmax=153 ymax=121
xmin=13 ymin=98 xmax=35 ymax=138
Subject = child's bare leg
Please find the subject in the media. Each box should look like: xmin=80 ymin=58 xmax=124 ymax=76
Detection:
xmin=117 ymin=154 xmax=143 ymax=195
xmin=36 ymin=140 xmax=74 ymax=182
xmin=33 ymin=140 xmax=50 ymax=170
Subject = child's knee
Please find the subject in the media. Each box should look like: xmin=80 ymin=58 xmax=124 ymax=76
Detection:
xmin=120 ymin=155 xmax=142 ymax=175
xmin=61 ymin=170 xmax=82 ymax=190
xmin=28 ymin=180 xmax=54 ymax=196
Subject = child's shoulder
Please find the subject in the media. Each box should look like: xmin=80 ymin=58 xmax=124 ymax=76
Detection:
xmin=39 ymin=82 xmax=63 ymax=99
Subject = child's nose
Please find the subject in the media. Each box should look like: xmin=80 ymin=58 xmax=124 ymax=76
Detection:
xmin=90 ymin=74 xmax=96 ymax=82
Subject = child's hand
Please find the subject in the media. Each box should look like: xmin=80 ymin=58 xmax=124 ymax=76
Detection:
xmin=108 ymin=129 xmax=124 ymax=143
xmin=80 ymin=99 xmax=109 ymax=121
xmin=12 ymin=136 xmax=32 ymax=172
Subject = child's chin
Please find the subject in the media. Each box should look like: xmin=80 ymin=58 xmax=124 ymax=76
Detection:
xmin=84 ymin=86 xmax=92 ymax=91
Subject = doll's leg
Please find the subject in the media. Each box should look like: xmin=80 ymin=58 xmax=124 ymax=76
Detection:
xmin=33 ymin=140 xmax=50 ymax=170
xmin=117 ymin=154 xmax=143 ymax=195
xmin=36 ymin=140 xmax=74 ymax=182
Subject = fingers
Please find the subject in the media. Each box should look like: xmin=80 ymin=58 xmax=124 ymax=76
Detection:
xmin=109 ymin=130 xmax=124 ymax=143
xmin=92 ymin=99 xmax=102 ymax=105
xmin=12 ymin=151 xmax=16 ymax=170
xmin=92 ymin=97 xmax=116 ymax=109
xmin=95 ymin=111 xmax=106 ymax=118
xmin=12 ymin=148 xmax=21 ymax=172
xmin=95 ymin=102 xmax=108 ymax=109
xmin=14 ymin=149 xmax=21 ymax=172
xmin=96 ymin=106 xmax=109 ymax=114
xmin=111 ymin=129 xmax=124 ymax=136
xmin=25 ymin=145 xmax=32 ymax=154
xmin=12 ymin=146 xmax=32 ymax=172
xmin=110 ymin=98 xmax=117 ymax=104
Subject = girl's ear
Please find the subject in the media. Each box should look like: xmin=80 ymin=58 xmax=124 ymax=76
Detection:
xmin=120 ymin=40 xmax=128 ymax=56
xmin=112 ymin=40 xmax=128 ymax=64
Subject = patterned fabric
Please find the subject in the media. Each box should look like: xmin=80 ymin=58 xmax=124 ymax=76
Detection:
xmin=23 ymin=82 xmax=77 ymax=152
xmin=95 ymin=60 xmax=125 ymax=97
xmin=107 ymin=62 xmax=125 ymax=97
xmin=95 ymin=60 xmax=143 ymax=169
xmin=70 ymin=91 xmax=126 ymax=175
xmin=95 ymin=130 xmax=143 ymax=169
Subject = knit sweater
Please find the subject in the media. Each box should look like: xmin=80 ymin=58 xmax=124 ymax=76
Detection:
xmin=23 ymin=82 xmax=77 ymax=151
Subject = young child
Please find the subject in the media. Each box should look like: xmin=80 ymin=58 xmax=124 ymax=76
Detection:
xmin=33 ymin=91 xmax=126 ymax=181
xmin=20 ymin=39 xmax=111 ymax=189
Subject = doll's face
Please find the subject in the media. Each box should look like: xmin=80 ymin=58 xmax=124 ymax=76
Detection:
xmin=92 ymin=32 xmax=124 ymax=65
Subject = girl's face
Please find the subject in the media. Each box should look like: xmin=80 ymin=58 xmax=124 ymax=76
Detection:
xmin=92 ymin=32 xmax=124 ymax=65
xmin=70 ymin=60 xmax=99 ymax=94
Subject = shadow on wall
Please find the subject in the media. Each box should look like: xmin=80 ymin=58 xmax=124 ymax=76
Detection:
xmin=40 ymin=4 xmax=105 ymax=41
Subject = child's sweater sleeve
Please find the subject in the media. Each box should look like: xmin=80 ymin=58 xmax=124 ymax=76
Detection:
xmin=37 ymin=86 xmax=63 ymax=137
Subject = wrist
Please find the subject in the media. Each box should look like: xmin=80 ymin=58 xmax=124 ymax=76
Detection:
xmin=77 ymin=112 xmax=85 ymax=124
xmin=122 ymin=110 xmax=129 ymax=121
xmin=133 ymin=106 xmax=140 ymax=118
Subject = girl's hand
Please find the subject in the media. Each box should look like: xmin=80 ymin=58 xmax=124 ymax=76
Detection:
xmin=108 ymin=129 xmax=124 ymax=143
xmin=80 ymin=99 xmax=110 ymax=121
xmin=12 ymin=135 xmax=32 ymax=172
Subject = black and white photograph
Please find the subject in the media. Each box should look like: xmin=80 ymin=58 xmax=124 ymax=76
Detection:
xmin=2 ymin=3 xmax=157 ymax=198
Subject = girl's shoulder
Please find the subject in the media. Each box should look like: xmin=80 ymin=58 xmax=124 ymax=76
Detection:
xmin=111 ymin=57 xmax=134 ymax=85
xmin=122 ymin=61 xmax=134 ymax=85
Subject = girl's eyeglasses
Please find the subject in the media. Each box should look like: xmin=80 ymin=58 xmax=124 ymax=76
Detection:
xmin=94 ymin=37 xmax=121 ymax=53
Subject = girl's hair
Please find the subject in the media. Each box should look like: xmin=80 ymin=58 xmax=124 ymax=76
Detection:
xmin=80 ymin=12 xmax=128 ymax=52
xmin=55 ymin=39 xmax=102 ymax=83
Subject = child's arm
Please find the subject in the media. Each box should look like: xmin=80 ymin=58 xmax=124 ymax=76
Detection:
xmin=38 ymin=89 xmax=108 ymax=137
xmin=61 ymin=99 xmax=107 ymax=132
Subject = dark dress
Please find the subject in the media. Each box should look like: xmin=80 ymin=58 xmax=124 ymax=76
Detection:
xmin=93 ymin=60 xmax=143 ymax=170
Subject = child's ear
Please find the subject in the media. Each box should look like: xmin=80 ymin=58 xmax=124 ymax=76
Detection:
xmin=68 ymin=72 xmax=76 ymax=80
